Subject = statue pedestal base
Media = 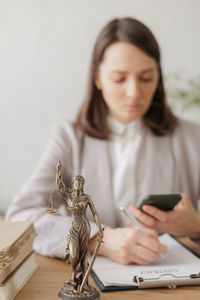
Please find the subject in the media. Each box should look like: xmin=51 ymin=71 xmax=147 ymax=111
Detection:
xmin=58 ymin=284 xmax=100 ymax=300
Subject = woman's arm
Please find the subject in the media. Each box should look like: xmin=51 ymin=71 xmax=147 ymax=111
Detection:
xmin=5 ymin=122 xmax=75 ymax=258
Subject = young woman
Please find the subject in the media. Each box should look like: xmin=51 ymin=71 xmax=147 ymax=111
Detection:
xmin=6 ymin=17 xmax=200 ymax=265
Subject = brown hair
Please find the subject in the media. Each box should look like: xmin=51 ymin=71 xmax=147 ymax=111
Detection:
xmin=75 ymin=17 xmax=177 ymax=139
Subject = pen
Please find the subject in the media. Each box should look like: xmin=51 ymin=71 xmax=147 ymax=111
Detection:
xmin=119 ymin=205 xmax=147 ymax=234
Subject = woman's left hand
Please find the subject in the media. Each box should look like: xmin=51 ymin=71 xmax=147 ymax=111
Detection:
xmin=129 ymin=194 xmax=200 ymax=238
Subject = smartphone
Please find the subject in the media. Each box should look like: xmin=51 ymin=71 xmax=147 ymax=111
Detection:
xmin=137 ymin=194 xmax=182 ymax=211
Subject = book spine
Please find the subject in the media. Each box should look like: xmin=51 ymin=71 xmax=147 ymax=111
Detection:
xmin=0 ymin=253 xmax=38 ymax=300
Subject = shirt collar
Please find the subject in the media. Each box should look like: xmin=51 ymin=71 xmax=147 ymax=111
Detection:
xmin=107 ymin=116 xmax=143 ymax=137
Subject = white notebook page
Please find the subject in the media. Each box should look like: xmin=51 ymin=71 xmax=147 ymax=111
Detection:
xmin=92 ymin=233 xmax=200 ymax=286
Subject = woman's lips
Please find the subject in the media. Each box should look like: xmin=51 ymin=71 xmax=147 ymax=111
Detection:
xmin=124 ymin=104 xmax=141 ymax=111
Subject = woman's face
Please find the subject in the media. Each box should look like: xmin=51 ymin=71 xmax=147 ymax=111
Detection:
xmin=96 ymin=42 xmax=159 ymax=124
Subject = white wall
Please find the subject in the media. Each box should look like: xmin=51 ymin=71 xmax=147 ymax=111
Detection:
xmin=1 ymin=0 xmax=200 ymax=212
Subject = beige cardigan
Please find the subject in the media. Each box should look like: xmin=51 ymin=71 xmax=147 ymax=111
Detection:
xmin=5 ymin=118 xmax=200 ymax=257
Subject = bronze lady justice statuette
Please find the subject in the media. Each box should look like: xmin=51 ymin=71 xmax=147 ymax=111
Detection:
xmin=47 ymin=161 xmax=104 ymax=300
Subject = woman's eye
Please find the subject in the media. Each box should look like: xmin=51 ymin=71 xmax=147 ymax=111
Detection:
xmin=112 ymin=78 xmax=126 ymax=83
xmin=140 ymin=77 xmax=153 ymax=82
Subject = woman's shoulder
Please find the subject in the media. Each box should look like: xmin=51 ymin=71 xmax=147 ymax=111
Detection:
xmin=51 ymin=120 xmax=83 ymax=141
xmin=173 ymin=118 xmax=200 ymax=152
xmin=176 ymin=118 xmax=200 ymax=137
xmin=52 ymin=120 xmax=75 ymax=134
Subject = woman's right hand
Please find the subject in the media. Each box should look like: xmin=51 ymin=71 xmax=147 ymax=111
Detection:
xmin=90 ymin=226 xmax=166 ymax=265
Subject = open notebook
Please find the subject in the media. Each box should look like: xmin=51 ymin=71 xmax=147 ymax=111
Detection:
xmin=91 ymin=234 xmax=200 ymax=291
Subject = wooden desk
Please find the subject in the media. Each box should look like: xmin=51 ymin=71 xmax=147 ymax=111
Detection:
xmin=15 ymin=238 xmax=200 ymax=300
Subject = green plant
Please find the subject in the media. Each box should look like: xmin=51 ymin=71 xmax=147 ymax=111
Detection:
xmin=165 ymin=74 xmax=200 ymax=109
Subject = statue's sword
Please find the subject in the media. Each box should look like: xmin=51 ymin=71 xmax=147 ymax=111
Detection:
xmin=79 ymin=234 xmax=103 ymax=293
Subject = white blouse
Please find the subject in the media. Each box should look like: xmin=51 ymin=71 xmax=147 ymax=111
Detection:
xmin=107 ymin=117 xmax=147 ymax=227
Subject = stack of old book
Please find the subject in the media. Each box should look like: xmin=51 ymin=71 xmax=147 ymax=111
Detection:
xmin=0 ymin=220 xmax=37 ymax=300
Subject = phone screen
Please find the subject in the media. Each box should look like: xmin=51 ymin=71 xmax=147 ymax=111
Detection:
xmin=137 ymin=194 xmax=182 ymax=211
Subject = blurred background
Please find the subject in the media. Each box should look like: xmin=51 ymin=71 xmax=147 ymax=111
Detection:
xmin=1 ymin=0 xmax=200 ymax=214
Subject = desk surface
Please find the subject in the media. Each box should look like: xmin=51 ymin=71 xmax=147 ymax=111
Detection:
xmin=15 ymin=238 xmax=200 ymax=300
